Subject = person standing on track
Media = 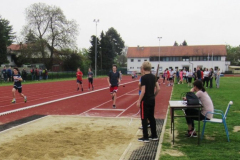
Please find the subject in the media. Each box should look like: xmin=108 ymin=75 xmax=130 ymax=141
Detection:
xmin=11 ymin=68 xmax=27 ymax=103
xmin=107 ymin=64 xmax=120 ymax=109
xmin=136 ymin=61 xmax=160 ymax=142
xmin=88 ymin=68 xmax=94 ymax=90
xmin=76 ymin=68 xmax=83 ymax=91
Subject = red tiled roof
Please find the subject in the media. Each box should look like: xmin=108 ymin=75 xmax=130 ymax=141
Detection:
xmin=7 ymin=44 xmax=27 ymax=51
xmin=127 ymin=45 xmax=227 ymax=58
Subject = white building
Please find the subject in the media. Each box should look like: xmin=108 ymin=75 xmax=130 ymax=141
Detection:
xmin=127 ymin=45 xmax=230 ymax=73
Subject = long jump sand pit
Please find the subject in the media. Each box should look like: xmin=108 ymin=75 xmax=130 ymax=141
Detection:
xmin=0 ymin=116 xmax=142 ymax=160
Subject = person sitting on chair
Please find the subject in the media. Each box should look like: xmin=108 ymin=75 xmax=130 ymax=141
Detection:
xmin=183 ymin=80 xmax=214 ymax=137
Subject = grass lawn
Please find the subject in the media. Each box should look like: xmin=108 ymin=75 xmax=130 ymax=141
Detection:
xmin=160 ymin=77 xmax=240 ymax=160
xmin=0 ymin=76 xmax=107 ymax=87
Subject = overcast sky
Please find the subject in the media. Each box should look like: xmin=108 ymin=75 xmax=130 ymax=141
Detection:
xmin=0 ymin=0 xmax=240 ymax=49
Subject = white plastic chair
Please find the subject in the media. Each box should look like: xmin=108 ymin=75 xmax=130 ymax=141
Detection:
xmin=201 ymin=101 xmax=233 ymax=142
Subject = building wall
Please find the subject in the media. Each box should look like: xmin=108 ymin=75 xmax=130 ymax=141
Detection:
xmin=127 ymin=57 xmax=229 ymax=73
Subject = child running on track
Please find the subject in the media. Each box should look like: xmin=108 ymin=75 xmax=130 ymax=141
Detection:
xmin=107 ymin=64 xmax=120 ymax=109
xmin=76 ymin=68 xmax=83 ymax=91
xmin=137 ymin=61 xmax=160 ymax=142
xmin=11 ymin=67 xmax=27 ymax=103
xmin=88 ymin=68 xmax=94 ymax=90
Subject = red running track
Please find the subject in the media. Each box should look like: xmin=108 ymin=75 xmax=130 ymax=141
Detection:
xmin=0 ymin=76 xmax=172 ymax=124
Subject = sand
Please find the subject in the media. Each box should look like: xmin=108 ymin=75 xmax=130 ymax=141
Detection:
xmin=0 ymin=116 xmax=141 ymax=160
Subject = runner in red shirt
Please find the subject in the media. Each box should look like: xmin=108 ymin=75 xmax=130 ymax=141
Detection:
xmin=76 ymin=68 xmax=83 ymax=91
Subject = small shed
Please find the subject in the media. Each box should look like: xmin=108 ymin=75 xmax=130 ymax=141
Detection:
xmin=228 ymin=66 xmax=240 ymax=74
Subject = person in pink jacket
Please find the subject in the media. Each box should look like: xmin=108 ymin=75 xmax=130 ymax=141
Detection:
xmin=178 ymin=69 xmax=183 ymax=84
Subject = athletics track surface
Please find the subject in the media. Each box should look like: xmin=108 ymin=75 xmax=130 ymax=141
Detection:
xmin=0 ymin=76 xmax=172 ymax=125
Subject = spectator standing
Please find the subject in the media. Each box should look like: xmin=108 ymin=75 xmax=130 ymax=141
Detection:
xmin=183 ymin=69 xmax=187 ymax=83
xmin=186 ymin=70 xmax=189 ymax=83
xmin=196 ymin=67 xmax=201 ymax=80
xmin=216 ymin=68 xmax=220 ymax=88
xmin=35 ymin=68 xmax=39 ymax=81
xmin=22 ymin=68 xmax=27 ymax=82
xmin=209 ymin=68 xmax=214 ymax=88
xmin=30 ymin=67 xmax=35 ymax=80
xmin=136 ymin=61 xmax=160 ymax=142
xmin=176 ymin=69 xmax=180 ymax=84
xmin=188 ymin=69 xmax=193 ymax=87
xmin=7 ymin=66 xmax=12 ymax=82
xmin=178 ymin=69 xmax=183 ymax=84
xmin=45 ymin=69 xmax=48 ymax=80
xmin=203 ymin=68 xmax=210 ymax=88
xmin=2 ymin=66 xmax=7 ymax=82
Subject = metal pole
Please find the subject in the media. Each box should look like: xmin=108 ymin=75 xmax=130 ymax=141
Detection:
xmin=157 ymin=37 xmax=162 ymax=68
xmin=93 ymin=19 xmax=99 ymax=77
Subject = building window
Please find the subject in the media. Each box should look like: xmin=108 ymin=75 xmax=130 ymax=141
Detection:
xmin=137 ymin=67 xmax=140 ymax=69
xmin=144 ymin=59 xmax=147 ymax=61
xmin=138 ymin=59 xmax=141 ymax=62
xmin=130 ymin=67 xmax=134 ymax=69
xmin=131 ymin=59 xmax=134 ymax=62
xmin=152 ymin=67 xmax=154 ymax=69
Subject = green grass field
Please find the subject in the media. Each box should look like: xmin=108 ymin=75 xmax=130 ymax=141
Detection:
xmin=0 ymin=76 xmax=107 ymax=87
xmin=160 ymin=77 xmax=240 ymax=160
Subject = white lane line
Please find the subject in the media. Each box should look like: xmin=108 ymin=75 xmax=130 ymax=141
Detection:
xmin=116 ymin=101 xmax=137 ymax=118
xmin=79 ymin=88 xmax=138 ymax=115
xmin=0 ymin=80 xmax=138 ymax=117
xmin=92 ymin=108 xmax=125 ymax=111
xmin=125 ymin=94 xmax=139 ymax=96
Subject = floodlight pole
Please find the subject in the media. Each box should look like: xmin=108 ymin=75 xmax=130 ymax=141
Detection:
xmin=157 ymin=37 xmax=162 ymax=65
xmin=93 ymin=19 xmax=99 ymax=77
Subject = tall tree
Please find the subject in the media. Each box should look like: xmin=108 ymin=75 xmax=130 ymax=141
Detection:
xmin=89 ymin=35 xmax=100 ymax=69
xmin=173 ymin=41 xmax=179 ymax=46
xmin=226 ymin=45 xmax=240 ymax=66
xmin=23 ymin=3 xmax=78 ymax=69
xmin=100 ymin=31 xmax=114 ymax=70
xmin=105 ymin=27 xmax=125 ymax=56
xmin=182 ymin=40 xmax=188 ymax=46
xmin=0 ymin=16 xmax=15 ymax=65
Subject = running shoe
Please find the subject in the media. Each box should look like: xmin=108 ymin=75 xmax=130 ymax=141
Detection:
xmin=82 ymin=88 xmax=83 ymax=92
xmin=113 ymin=105 xmax=116 ymax=109
xmin=138 ymin=137 xmax=149 ymax=143
xmin=24 ymin=96 xmax=27 ymax=103
xmin=77 ymin=87 xmax=79 ymax=91
xmin=11 ymin=100 xmax=16 ymax=103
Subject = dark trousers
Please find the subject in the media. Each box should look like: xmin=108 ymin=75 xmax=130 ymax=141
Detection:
xmin=203 ymin=77 xmax=209 ymax=87
xmin=140 ymin=100 xmax=157 ymax=139
xmin=209 ymin=77 xmax=213 ymax=88
xmin=185 ymin=109 xmax=209 ymax=129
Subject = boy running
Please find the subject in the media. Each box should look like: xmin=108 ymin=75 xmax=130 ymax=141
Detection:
xmin=88 ymin=68 xmax=94 ymax=90
xmin=136 ymin=61 xmax=160 ymax=142
xmin=12 ymin=68 xmax=27 ymax=103
xmin=76 ymin=68 xmax=83 ymax=91
xmin=107 ymin=64 xmax=120 ymax=109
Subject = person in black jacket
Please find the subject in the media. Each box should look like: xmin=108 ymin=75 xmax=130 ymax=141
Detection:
xmin=196 ymin=67 xmax=201 ymax=81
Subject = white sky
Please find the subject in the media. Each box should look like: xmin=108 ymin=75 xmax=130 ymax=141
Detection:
xmin=0 ymin=0 xmax=240 ymax=49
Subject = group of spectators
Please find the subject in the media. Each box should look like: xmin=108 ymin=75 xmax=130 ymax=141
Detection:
xmin=1 ymin=66 xmax=48 ymax=82
xmin=161 ymin=67 xmax=221 ymax=88
xmin=30 ymin=68 xmax=48 ymax=81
